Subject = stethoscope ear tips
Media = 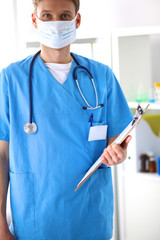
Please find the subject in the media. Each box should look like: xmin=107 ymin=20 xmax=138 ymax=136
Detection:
xmin=100 ymin=104 xmax=104 ymax=107
xmin=82 ymin=106 xmax=87 ymax=110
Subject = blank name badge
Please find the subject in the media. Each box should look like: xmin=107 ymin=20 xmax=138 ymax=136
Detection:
xmin=88 ymin=125 xmax=108 ymax=141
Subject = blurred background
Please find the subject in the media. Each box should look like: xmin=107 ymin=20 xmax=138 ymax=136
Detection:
xmin=1 ymin=0 xmax=160 ymax=240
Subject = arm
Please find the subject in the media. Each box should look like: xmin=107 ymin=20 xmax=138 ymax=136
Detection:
xmin=101 ymin=135 xmax=132 ymax=167
xmin=0 ymin=140 xmax=14 ymax=240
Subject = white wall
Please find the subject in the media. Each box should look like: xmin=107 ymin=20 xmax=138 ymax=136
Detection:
xmin=2 ymin=0 xmax=160 ymax=65
xmin=1 ymin=0 xmax=160 ymax=66
xmin=111 ymin=0 xmax=160 ymax=28
xmin=78 ymin=0 xmax=111 ymax=38
xmin=0 ymin=0 xmax=16 ymax=69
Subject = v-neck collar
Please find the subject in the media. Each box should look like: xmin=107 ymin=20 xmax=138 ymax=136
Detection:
xmin=37 ymin=54 xmax=76 ymax=88
xmin=35 ymin=54 xmax=86 ymax=114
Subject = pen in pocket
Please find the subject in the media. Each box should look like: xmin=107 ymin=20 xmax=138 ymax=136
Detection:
xmin=89 ymin=113 xmax=93 ymax=127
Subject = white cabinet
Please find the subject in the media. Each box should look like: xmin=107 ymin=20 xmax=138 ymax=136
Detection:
xmin=112 ymin=27 xmax=160 ymax=240
xmin=112 ymin=26 xmax=160 ymax=102
xmin=115 ymin=106 xmax=160 ymax=240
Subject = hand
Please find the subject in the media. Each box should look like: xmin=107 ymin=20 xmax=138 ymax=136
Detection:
xmin=101 ymin=135 xmax=132 ymax=166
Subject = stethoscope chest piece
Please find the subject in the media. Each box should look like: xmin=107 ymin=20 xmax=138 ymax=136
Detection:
xmin=24 ymin=122 xmax=37 ymax=134
xmin=24 ymin=51 xmax=104 ymax=135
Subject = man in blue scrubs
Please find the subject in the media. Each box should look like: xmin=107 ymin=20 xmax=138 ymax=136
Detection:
xmin=0 ymin=0 xmax=133 ymax=239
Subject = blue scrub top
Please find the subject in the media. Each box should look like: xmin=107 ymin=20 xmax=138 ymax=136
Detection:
xmin=0 ymin=53 xmax=133 ymax=240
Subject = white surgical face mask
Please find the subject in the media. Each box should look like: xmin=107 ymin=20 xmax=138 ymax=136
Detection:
xmin=36 ymin=15 xmax=77 ymax=49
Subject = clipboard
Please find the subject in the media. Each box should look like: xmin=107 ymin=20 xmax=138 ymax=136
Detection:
xmin=75 ymin=103 xmax=150 ymax=191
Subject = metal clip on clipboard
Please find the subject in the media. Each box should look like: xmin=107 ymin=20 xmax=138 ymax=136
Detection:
xmin=132 ymin=103 xmax=145 ymax=126
xmin=75 ymin=103 xmax=150 ymax=192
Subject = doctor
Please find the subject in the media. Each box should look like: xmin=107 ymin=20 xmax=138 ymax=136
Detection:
xmin=0 ymin=0 xmax=133 ymax=239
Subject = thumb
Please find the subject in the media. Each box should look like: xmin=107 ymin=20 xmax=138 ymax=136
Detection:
xmin=121 ymin=135 xmax=132 ymax=150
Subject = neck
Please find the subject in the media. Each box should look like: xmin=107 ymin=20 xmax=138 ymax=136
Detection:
xmin=40 ymin=45 xmax=72 ymax=64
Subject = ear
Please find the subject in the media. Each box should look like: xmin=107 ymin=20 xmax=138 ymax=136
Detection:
xmin=76 ymin=13 xmax=81 ymax=29
xmin=32 ymin=13 xmax=38 ymax=29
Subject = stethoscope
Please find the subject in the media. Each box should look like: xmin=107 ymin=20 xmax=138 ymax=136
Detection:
xmin=24 ymin=51 xmax=104 ymax=134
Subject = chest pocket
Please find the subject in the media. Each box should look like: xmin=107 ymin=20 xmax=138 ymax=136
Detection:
xmin=85 ymin=121 xmax=108 ymax=158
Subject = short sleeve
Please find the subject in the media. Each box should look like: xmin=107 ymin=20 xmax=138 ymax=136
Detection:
xmin=106 ymin=68 xmax=133 ymax=138
xmin=0 ymin=69 xmax=10 ymax=141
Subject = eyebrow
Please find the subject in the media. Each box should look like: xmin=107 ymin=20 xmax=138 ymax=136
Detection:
xmin=40 ymin=10 xmax=52 ymax=14
xmin=62 ymin=10 xmax=73 ymax=14
xmin=40 ymin=10 xmax=73 ymax=14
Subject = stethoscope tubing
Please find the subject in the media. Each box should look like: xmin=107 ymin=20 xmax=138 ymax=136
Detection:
xmin=29 ymin=50 xmax=41 ymax=124
xmin=71 ymin=53 xmax=103 ymax=110
xmin=25 ymin=51 xmax=104 ymax=134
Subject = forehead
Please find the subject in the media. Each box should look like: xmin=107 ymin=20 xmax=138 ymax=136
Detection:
xmin=37 ymin=0 xmax=75 ymax=13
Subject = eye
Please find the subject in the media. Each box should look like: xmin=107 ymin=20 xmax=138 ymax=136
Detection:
xmin=43 ymin=13 xmax=52 ymax=20
xmin=61 ymin=14 xmax=72 ymax=20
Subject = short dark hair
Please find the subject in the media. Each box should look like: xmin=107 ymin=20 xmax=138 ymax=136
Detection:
xmin=32 ymin=0 xmax=80 ymax=14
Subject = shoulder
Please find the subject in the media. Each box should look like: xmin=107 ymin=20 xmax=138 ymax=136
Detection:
xmin=72 ymin=53 xmax=113 ymax=75
xmin=1 ymin=54 xmax=34 ymax=78
xmin=72 ymin=53 xmax=118 ymax=88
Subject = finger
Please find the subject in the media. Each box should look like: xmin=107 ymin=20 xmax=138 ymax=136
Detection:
xmin=125 ymin=135 xmax=132 ymax=144
xmin=121 ymin=135 xmax=132 ymax=150
xmin=102 ymin=145 xmax=120 ymax=166
xmin=101 ymin=150 xmax=113 ymax=166
xmin=107 ymin=145 xmax=120 ymax=164
xmin=112 ymin=143 xmax=125 ymax=161
xmin=101 ymin=151 xmax=111 ymax=163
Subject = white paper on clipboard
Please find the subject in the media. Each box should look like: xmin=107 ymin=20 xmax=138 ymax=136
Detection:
xmin=75 ymin=104 xmax=150 ymax=192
